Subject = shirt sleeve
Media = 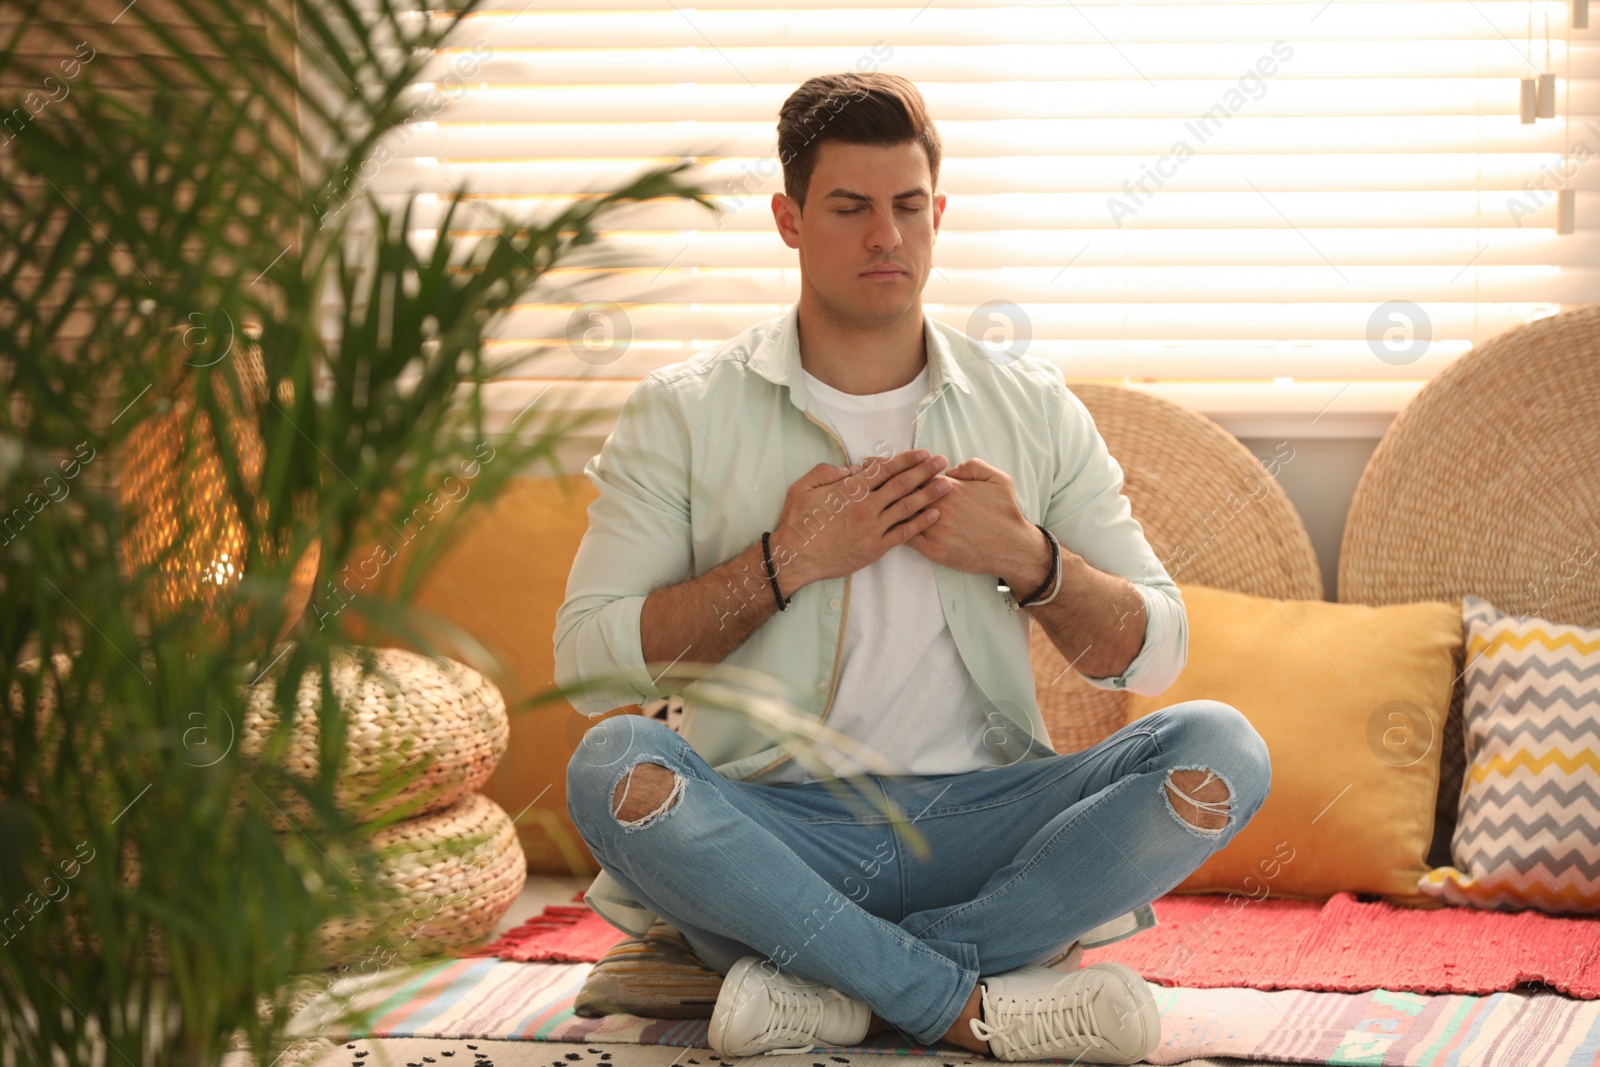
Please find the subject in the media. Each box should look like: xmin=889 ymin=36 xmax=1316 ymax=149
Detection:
xmin=1040 ymin=377 xmax=1188 ymax=696
xmin=553 ymin=374 xmax=696 ymax=717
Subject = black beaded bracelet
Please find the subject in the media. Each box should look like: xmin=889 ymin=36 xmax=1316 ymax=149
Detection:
xmin=761 ymin=531 xmax=791 ymax=612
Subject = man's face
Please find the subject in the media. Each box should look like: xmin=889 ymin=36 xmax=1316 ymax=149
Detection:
xmin=773 ymin=139 xmax=945 ymax=324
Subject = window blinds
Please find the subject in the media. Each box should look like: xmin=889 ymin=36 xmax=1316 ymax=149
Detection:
xmin=349 ymin=0 xmax=1597 ymax=443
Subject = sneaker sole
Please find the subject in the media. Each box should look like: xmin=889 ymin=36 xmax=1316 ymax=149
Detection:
xmin=1083 ymin=962 xmax=1161 ymax=1063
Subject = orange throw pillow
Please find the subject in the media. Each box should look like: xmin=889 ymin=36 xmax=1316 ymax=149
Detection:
xmin=1126 ymin=584 xmax=1462 ymax=906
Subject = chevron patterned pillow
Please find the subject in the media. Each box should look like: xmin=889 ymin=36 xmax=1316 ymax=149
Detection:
xmin=1418 ymin=595 xmax=1600 ymax=913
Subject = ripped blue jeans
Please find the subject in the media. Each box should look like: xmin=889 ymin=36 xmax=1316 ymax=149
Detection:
xmin=565 ymin=699 xmax=1270 ymax=1046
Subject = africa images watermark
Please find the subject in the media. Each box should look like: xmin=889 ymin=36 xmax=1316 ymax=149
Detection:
xmin=308 ymin=439 xmax=497 ymax=630
xmin=2 ymin=41 xmax=95 ymax=143
xmin=567 ymin=42 xmax=895 ymax=371
xmin=0 ymin=441 xmax=98 ymax=549
xmin=716 ymin=41 xmax=895 ymax=227
xmin=1107 ymin=41 xmax=1295 ymax=227
xmin=312 ymin=42 xmax=494 ymax=230
xmin=711 ymin=440 xmax=898 ymax=632
xmin=1507 ymin=539 xmax=1597 ymax=621
xmin=1505 ymin=117 xmax=1600 ymax=227
xmin=1 ymin=841 xmax=97 ymax=948
xmin=760 ymin=836 xmax=895 ymax=979
xmin=299 ymin=833 xmax=507 ymax=1032
xmin=1153 ymin=838 xmax=1296 ymax=975
xmin=1160 ymin=441 xmax=1296 ymax=582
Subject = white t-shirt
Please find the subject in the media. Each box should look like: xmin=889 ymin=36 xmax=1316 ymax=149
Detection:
xmin=756 ymin=363 xmax=995 ymax=785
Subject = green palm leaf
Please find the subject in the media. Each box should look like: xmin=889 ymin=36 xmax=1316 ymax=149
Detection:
xmin=0 ymin=1 xmax=720 ymax=1063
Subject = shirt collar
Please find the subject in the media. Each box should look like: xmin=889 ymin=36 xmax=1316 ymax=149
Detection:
xmin=748 ymin=301 xmax=973 ymax=405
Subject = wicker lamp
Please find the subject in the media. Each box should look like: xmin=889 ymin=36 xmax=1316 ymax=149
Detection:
xmin=117 ymin=323 xmax=318 ymax=642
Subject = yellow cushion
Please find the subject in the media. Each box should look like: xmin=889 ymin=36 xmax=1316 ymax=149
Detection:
xmin=1126 ymin=584 xmax=1463 ymax=906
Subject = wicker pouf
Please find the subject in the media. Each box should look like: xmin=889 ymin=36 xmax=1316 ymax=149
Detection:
xmin=240 ymin=646 xmax=526 ymax=967
xmin=243 ymin=644 xmax=509 ymax=825
xmin=8 ymin=646 xmax=524 ymax=970
xmin=316 ymin=791 xmax=527 ymax=969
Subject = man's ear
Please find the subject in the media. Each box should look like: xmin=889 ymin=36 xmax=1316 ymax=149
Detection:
xmin=933 ymin=192 xmax=947 ymax=236
xmin=773 ymin=192 xmax=802 ymax=250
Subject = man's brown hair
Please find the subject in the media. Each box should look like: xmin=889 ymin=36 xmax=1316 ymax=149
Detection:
xmin=776 ymin=73 xmax=942 ymax=210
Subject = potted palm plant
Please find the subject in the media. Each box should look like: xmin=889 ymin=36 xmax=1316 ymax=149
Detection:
xmin=0 ymin=1 xmax=715 ymax=1063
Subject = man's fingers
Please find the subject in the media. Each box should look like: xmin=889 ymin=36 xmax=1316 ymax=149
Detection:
xmin=810 ymin=451 xmax=967 ymax=495
xmin=853 ymin=449 xmax=932 ymax=488
xmin=892 ymin=504 xmax=941 ymax=544
xmin=806 ymin=460 xmax=860 ymax=487
xmin=946 ymin=457 xmax=994 ymax=479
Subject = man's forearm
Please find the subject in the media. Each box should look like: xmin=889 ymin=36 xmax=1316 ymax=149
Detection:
xmin=639 ymin=533 xmax=817 ymax=670
xmin=1000 ymin=530 xmax=1147 ymax=680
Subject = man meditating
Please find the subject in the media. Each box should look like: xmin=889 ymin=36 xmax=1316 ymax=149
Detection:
xmin=555 ymin=71 xmax=1271 ymax=1064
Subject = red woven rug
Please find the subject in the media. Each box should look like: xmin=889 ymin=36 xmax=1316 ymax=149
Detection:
xmin=470 ymin=891 xmax=1600 ymax=997
xmin=467 ymin=904 xmax=625 ymax=963
xmin=1087 ymin=891 xmax=1600 ymax=998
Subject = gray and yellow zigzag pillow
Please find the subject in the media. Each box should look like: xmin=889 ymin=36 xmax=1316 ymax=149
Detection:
xmin=1419 ymin=595 xmax=1600 ymax=913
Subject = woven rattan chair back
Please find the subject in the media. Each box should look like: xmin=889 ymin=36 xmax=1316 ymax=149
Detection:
xmin=1338 ymin=302 xmax=1600 ymax=866
xmin=1035 ymin=382 xmax=1322 ymax=753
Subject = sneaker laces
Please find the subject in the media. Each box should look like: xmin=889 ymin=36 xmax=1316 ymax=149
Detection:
xmin=759 ymin=982 xmax=830 ymax=1055
xmin=970 ymin=981 xmax=1105 ymax=1060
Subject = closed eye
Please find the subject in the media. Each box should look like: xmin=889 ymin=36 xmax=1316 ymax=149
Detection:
xmin=837 ymin=206 xmax=922 ymax=215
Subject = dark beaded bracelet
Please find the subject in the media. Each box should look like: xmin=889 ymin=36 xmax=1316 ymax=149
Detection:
xmin=761 ymin=531 xmax=791 ymax=612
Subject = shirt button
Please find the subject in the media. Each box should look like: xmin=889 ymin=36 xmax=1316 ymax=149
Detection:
xmin=828 ymin=597 xmax=841 ymax=610
xmin=817 ymin=679 xmax=828 ymax=690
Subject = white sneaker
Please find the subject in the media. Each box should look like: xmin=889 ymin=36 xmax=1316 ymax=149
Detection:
xmin=707 ymin=956 xmax=872 ymax=1056
xmin=970 ymin=962 xmax=1160 ymax=1064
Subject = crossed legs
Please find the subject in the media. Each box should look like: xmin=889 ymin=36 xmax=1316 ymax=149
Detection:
xmin=568 ymin=701 xmax=1270 ymax=1046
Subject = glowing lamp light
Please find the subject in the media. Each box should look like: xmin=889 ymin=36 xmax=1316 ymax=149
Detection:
xmin=119 ymin=325 xmax=319 ymax=644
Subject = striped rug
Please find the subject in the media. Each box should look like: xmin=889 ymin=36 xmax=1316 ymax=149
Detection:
xmin=286 ymin=958 xmax=1600 ymax=1065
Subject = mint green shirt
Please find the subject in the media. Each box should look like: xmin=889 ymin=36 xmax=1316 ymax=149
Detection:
xmin=555 ymin=302 xmax=1186 ymax=948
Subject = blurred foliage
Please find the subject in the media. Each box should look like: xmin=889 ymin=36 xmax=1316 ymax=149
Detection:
xmin=0 ymin=0 xmax=713 ymax=1062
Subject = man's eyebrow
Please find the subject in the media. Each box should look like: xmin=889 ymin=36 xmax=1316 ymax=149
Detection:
xmin=822 ymin=187 xmax=929 ymax=202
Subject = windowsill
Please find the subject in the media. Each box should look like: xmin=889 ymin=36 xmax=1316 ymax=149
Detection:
xmin=1115 ymin=381 xmax=1416 ymax=440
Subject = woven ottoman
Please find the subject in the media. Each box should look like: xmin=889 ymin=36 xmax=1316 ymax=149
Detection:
xmin=315 ymin=791 xmax=527 ymax=968
xmin=242 ymin=644 xmax=510 ymax=824
xmin=240 ymin=645 xmax=525 ymax=967
xmin=5 ymin=646 xmax=526 ymax=970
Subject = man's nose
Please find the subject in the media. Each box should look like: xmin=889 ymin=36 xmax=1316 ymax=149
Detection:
xmin=866 ymin=212 xmax=902 ymax=252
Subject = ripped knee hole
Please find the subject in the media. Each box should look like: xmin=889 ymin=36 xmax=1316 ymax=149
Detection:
xmin=612 ymin=762 xmax=683 ymax=826
xmin=1166 ymin=768 xmax=1231 ymax=831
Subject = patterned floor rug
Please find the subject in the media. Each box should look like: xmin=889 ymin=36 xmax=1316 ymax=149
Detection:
xmin=286 ymin=957 xmax=1600 ymax=1066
